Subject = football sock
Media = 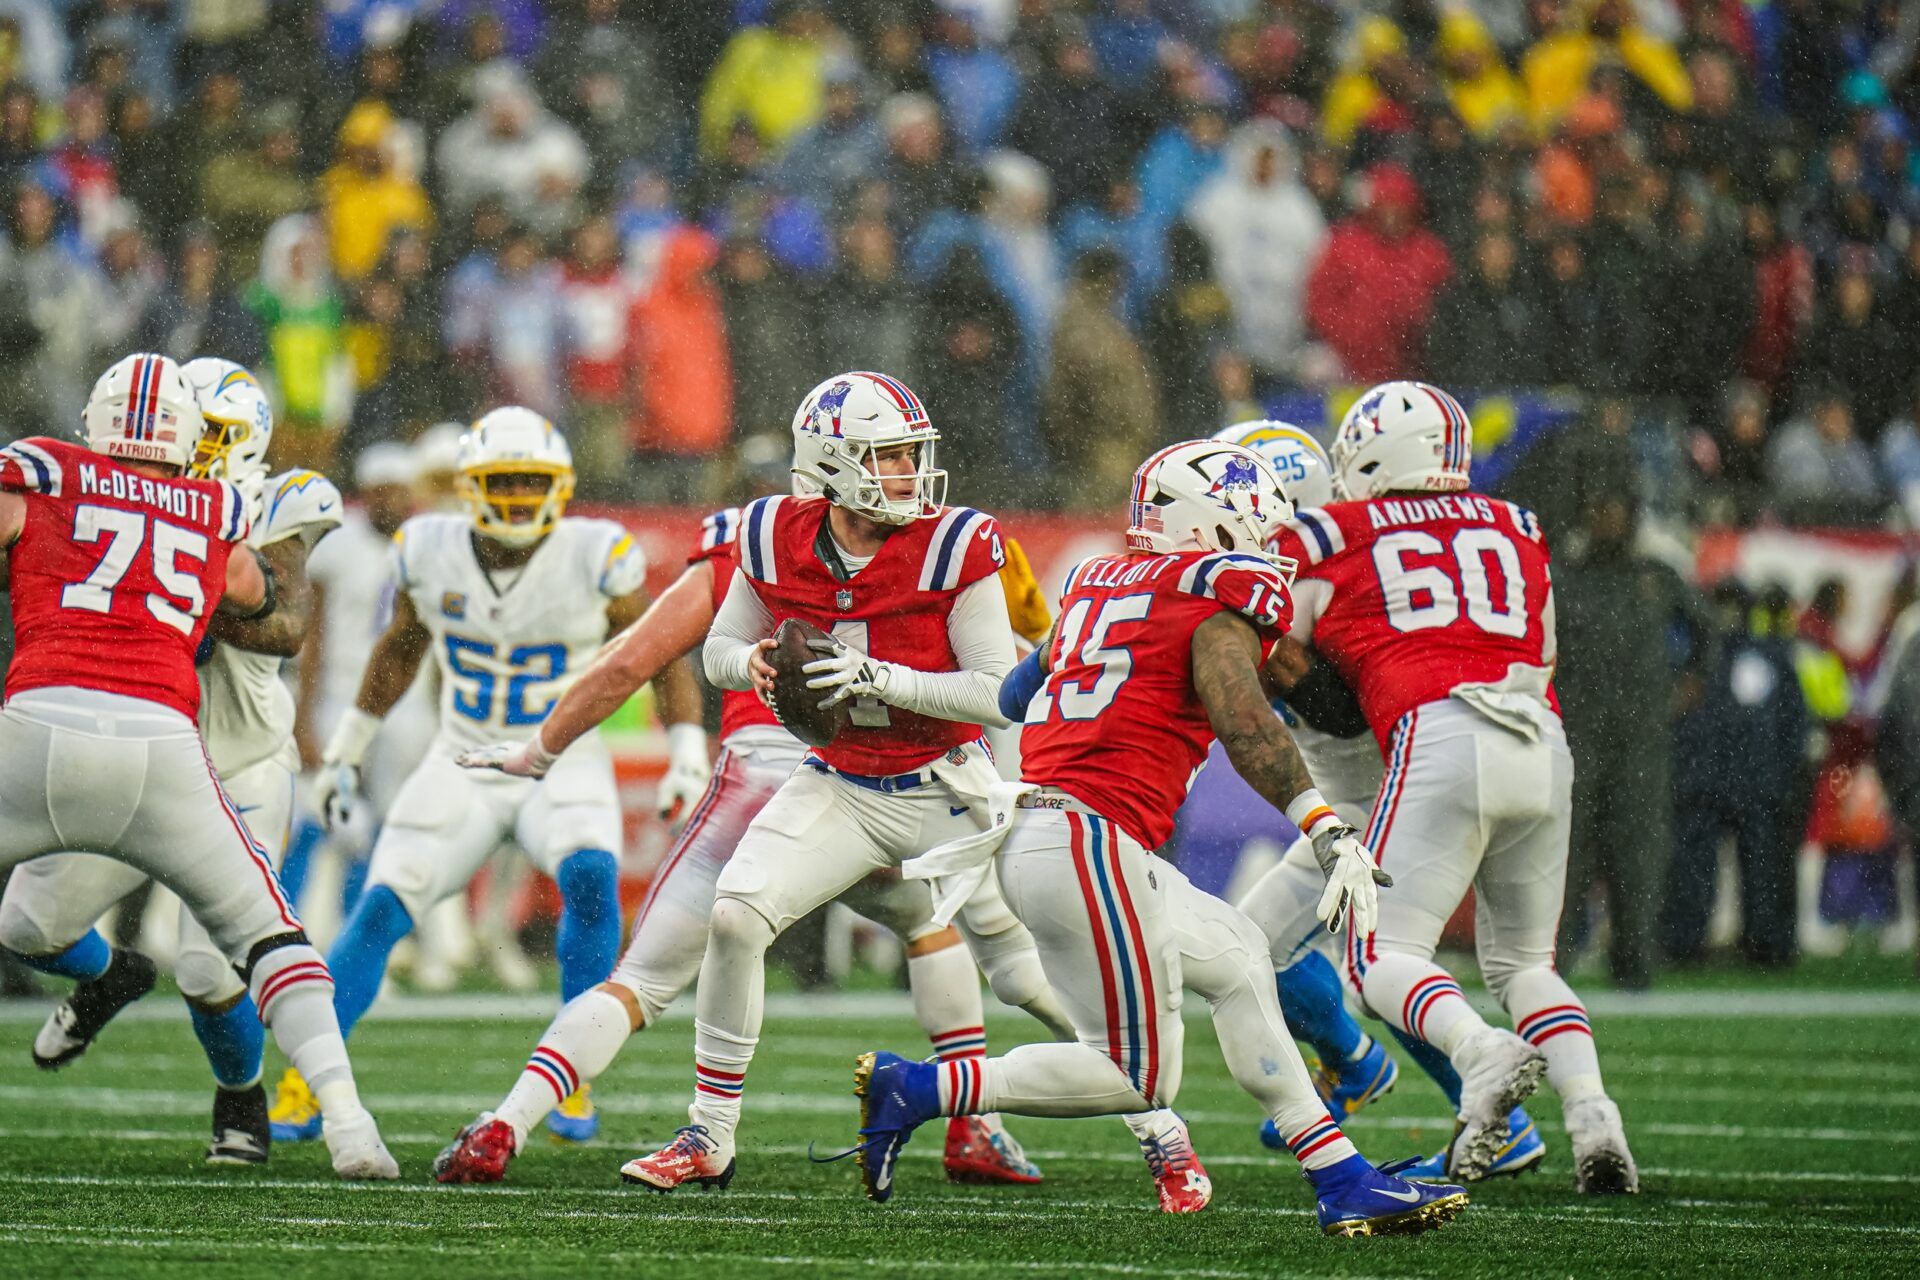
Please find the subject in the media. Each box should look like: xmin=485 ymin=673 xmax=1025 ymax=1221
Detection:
xmin=250 ymin=942 xmax=362 ymax=1113
xmin=689 ymin=1018 xmax=754 ymax=1139
xmin=907 ymin=936 xmax=988 ymax=1062
xmin=1387 ymin=1022 xmax=1464 ymax=1108
xmin=188 ymin=994 xmax=265 ymax=1090
xmin=496 ymin=988 xmax=633 ymax=1147
xmin=967 ymin=1042 xmax=1150 ymax=1117
xmin=1122 ymin=1109 xmax=1188 ymax=1145
xmin=15 ymin=928 xmax=111 ymax=981
xmin=687 ymin=898 xmax=772 ymax=1144
xmin=1276 ymin=949 xmax=1369 ymax=1062
xmin=1359 ymin=953 xmax=1483 ymax=1058
xmin=554 ymin=849 xmax=621 ymax=1000
xmin=326 ymin=884 xmax=413 ymax=1038
xmin=1273 ymin=1108 xmax=1360 ymax=1172
xmin=1505 ymin=966 xmax=1605 ymax=1104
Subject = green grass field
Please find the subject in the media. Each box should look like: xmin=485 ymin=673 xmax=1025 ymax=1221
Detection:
xmin=2 ymin=963 xmax=1918 ymax=1279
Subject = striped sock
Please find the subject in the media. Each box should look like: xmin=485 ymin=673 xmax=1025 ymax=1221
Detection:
xmin=1361 ymin=954 xmax=1484 ymax=1058
xmin=497 ymin=989 xmax=632 ymax=1145
xmin=1508 ymin=968 xmax=1604 ymax=1103
xmin=1276 ymin=1108 xmax=1359 ymax=1172
xmin=936 ymin=1055 xmax=987 ymax=1116
xmin=929 ymin=1025 xmax=987 ymax=1062
xmin=690 ymin=1019 xmax=754 ymax=1138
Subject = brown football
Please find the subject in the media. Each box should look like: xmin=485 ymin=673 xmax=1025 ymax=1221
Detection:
xmin=766 ymin=617 xmax=851 ymax=749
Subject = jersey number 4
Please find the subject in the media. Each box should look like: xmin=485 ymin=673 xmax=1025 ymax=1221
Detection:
xmin=1371 ymin=528 xmax=1527 ymax=638
xmin=1033 ymin=593 xmax=1152 ymax=722
xmin=60 ymin=504 xmax=209 ymax=637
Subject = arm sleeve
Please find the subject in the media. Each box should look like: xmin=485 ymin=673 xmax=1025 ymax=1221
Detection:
xmin=1287 ymin=577 xmax=1332 ymax=643
xmin=880 ymin=576 xmax=1016 ymax=729
xmin=702 ymin=569 xmax=775 ymax=692
xmin=997 ymin=646 xmax=1048 ymax=724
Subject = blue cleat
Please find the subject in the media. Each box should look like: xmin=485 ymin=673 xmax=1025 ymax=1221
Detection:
xmin=846 ymin=1050 xmax=939 ymax=1202
xmin=1381 ymin=1107 xmax=1546 ymax=1183
xmin=1260 ymin=1039 xmax=1400 ymax=1149
xmin=1307 ymin=1152 xmax=1470 ymax=1238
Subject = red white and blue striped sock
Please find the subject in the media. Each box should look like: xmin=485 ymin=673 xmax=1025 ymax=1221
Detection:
xmin=496 ymin=989 xmax=633 ymax=1145
xmin=1361 ymin=954 xmax=1485 ymax=1058
xmin=1508 ymin=968 xmax=1605 ymax=1103
xmin=690 ymin=1019 xmax=754 ymax=1139
xmin=1276 ymin=1108 xmax=1359 ymax=1172
xmin=937 ymin=1054 xmax=987 ymax=1116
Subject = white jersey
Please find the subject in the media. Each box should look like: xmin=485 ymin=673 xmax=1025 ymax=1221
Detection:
xmin=307 ymin=508 xmax=401 ymax=719
xmin=200 ymin=470 xmax=343 ymax=777
xmin=393 ymin=512 xmax=645 ymax=753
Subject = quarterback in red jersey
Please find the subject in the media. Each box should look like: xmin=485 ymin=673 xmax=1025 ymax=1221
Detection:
xmin=1268 ymin=381 xmax=1636 ymax=1193
xmin=435 ymin=499 xmax=1047 ymax=1189
xmin=0 ymin=352 xmax=396 ymax=1179
xmin=849 ymin=439 xmax=1470 ymax=1239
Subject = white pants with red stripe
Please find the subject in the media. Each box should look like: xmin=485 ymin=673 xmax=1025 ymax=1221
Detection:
xmin=0 ymin=738 xmax=298 ymax=1008
xmin=0 ymin=689 xmax=302 ymax=967
xmin=611 ymin=738 xmax=946 ymax=1022
xmin=1343 ymin=699 xmax=1573 ymax=1004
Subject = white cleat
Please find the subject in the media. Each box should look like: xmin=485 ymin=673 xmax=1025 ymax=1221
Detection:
xmin=1565 ymin=1096 xmax=1639 ymax=1194
xmin=324 ymin=1109 xmax=401 ymax=1180
xmin=1450 ymin=1028 xmax=1546 ymax=1181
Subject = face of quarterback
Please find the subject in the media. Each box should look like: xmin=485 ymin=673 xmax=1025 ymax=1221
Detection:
xmin=866 ymin=442 xmax=920 ymax=503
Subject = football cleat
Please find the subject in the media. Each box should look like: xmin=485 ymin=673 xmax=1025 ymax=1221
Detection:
xmin=1262 ymin=1040 xmax=1401 ymax=1149
xmin=1139 ymin=1121 xmax=1212 ymax=1214
xmin=1382 ymin=1107 xmax=1545 ymax=1183
xmin=844 ymin=1050 xmax=938 ymax=1202
xmin=943 ymin=1114 xmax=1042 ymax=1185
xmin=1308 ymin=1153 xmax=1469 ymax=1238
xmin=31 ymin=949 xmax=157 ymax=1070
xmin=207 ymin=1083 xmax=271 ymax=1165
xmin=619 ymin=1125 xmax=736 ymax=1192
xmin=1565 ymin=1096 xmax=1639 ymax=1195
xmin=435 ymin=1114 xmax=518 ymax=1184
xmin=323 ymin=1108 xmax=400 ymax=1180
xmin=547 ymin=1085 xmax=598 ymax=1144
xmin=1449 ymin=1027 xmax=1546 ymax=1181
xmin=268 ymin=1066 xmax=324 ymax=1142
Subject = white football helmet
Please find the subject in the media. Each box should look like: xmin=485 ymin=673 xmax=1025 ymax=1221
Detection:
xmin=82 ymin=353 xmax=205 ymax=470
xmin=182 ymin=358 xmax=274 ymax=511
xmin=1126 ymin=439 xmax=1294 ymax=571
xmin=1331 ymin=381 xmax=1473 ymax=499
xmin=455 ymin=407 xmax=575 ymax=546
xmin=1213 ymin=419 xmax=1336 ymax=509
xmin=790 ymin=371 xmax=945 ymax=525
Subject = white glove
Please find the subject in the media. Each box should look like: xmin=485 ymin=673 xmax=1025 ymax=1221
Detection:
xmin=316 ymin=708 xmax=381 ymax=831
xmin=802 ymin=636 xmax=892 ymax=708
xmin=456 ymin=737 xmax=554 ymax=779
xmin=1311 ymin=823 xmax=1392 ymax=938
xmin=657 ymin=723 xmax=711 ymax=822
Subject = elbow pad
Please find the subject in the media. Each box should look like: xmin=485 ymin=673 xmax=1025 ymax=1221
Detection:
xmin=1284 ymin=655 xmax=1370 ymax=739
xmin=998 ymin=648 xmax=1048 ymax=724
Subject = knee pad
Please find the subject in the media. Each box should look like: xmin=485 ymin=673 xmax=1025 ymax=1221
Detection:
xmin=709 ymin=896 xmax=777 ymax=954
xmin=557 ymin=849 xmax=620 ymax=920
xmin=965 ymin=923 xmax=1048 ymax=1009
xmin=0 ymin=897 xmax=55 ymax=958
xmin=175 ymin=945 xmax=245 ymax=1005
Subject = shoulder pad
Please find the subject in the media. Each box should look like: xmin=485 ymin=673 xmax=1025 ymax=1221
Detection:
xmin=1503 ymin=500 xmax=1545 ymax=544
xmin=1177 ymin=552 xmax=1293 ymax=633
xmin=699 ymin=507 xmax=745 ymax=553
xmin=578 ymin=518 xmax=646 ymax=597
xmin=255 ymin=471 xmax=344 ymax=548
xmin=0 ymin=438 xmax=68 ymax=496
xmin=737 ymin=494 xmax=789 ymax=584
xmin=918 ymin=507 xmax=1003 ymax=593
xmin=216 ymin=480 xmax=250 ymax=543
xmin=1283 ymin=506 xmax=1347 ymax=566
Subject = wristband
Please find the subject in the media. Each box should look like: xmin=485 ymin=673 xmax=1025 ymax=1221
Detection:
xmin=1285 ymin=789 xmax=1341 ymax=838
xmin=523 ymin=729 xmax=559 ymax=774
xmin=324 ymin=707 xmax=383 ymax=768
xmin=665 ymin=721 xmax=708 ymax=767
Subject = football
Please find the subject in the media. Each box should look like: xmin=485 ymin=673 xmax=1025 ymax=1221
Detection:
xmin=766 ymin=617 xmax=851 ymax=749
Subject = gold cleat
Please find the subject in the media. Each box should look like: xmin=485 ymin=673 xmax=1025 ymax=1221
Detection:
xmin=1322 ymin=1190 xmax=1471 ymax=1238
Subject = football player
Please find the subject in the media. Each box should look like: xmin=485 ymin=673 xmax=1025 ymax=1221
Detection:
xmin=269 ymin=407 xmax=707 ymax=1143
xmin=617 ymin=372 xmax=1196 ymax=1201
xmin=0 ymin=353 xmax=395 ymax=1178
xmin=1252 ymin=381 xmax=1635 ymax=1192
xmin=435 ymin=495 xmax=1046 ymax=1187
xmin=0 ymin=359 xmax=347 ymax=1164
xmin=847 ymin=439 xmax=1468 ymax=1237
xmin=1221 ymin=420 xmax=1546 ymax=1179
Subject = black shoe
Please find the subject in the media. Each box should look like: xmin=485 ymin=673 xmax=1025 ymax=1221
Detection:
xmin=31 ymin=949 xmax=157 ymax=1069
xmin=208 ymin=1083 xmax=271 ymax=1165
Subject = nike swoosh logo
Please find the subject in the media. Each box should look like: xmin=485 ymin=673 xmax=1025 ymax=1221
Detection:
xmin=317 ymin=502 xmax=336 ymax=512
xmin=236 ymin=805 xmax=259 ymax=814
xmin=949 ymin=805 xmax=970 ymax=816
xmin=1376 ymin=1186 xmax=1424 ymax=1203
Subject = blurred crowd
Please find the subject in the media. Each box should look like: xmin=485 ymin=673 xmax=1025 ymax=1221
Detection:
xmin=0 ymin=0 xmax=1914 ymax=517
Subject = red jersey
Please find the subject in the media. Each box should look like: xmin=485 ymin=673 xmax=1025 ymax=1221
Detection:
xmin=735 ymin=494 xmax=1005 ymax=775
xmin=691 ymin=506 xmax=782 ymax=743
xmin=2 ymin=437 xmax=250 ymax=720
xmin=1274 ymin=494 xmax=1556 ymax=745
xmin=1020 ymin=550 xmax=1294 ymax=849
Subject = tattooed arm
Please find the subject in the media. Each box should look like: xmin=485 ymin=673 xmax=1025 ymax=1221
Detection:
xmin=208 ymin=535 xmax=312 ymax=657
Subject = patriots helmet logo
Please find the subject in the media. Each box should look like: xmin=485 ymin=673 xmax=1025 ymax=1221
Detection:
xmin=1208 ymin=454 xmax=1265 ymax=514
xmin=807 ymin=381 xmax=854 ymax=437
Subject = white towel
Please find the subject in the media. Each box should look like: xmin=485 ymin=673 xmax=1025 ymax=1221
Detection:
xmin=906 ymin=742 xmax=1035 ymax=926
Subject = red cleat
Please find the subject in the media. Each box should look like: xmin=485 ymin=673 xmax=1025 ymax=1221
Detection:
xmin=943 ymin=1114 xmax=1043 ymax=1185
xmin=1141 ymin=1123 xmax=1212 ymax=1214
xmin=433 ymin=1115 xmax=517 ymax=1184
xmin=619 ymin=1125 xmax=736 ymax=1192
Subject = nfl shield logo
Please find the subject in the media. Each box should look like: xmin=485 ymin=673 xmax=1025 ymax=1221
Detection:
xmin=836 ymin=588 xmax=853 ymax=611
